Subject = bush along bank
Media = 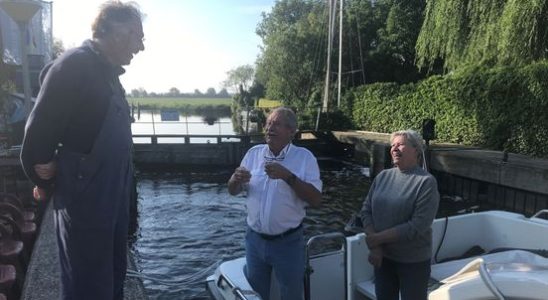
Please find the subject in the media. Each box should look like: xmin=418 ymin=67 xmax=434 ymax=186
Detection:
xmin=348 ymin=60 xmax=548 ymax=158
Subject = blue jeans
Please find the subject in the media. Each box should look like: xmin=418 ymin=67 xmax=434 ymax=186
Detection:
xmin=374 ymin=257 xmax=431 ymax=300
xmin=245 ymin=227 xmax=305 ymax=300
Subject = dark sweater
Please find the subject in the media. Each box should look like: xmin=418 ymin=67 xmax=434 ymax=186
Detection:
xmin=20 ymin=40 xmax=126 ymax=187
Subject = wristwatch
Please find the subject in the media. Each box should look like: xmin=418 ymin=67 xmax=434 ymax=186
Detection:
xmin=285 ymin=173 xmax=297 ymax=186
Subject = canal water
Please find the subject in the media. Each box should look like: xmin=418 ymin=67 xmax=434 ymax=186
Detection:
xmin=130 ymin=160 xmax=371 ymax=299
xmin=130 ymin=114 xmax=369 ymax=299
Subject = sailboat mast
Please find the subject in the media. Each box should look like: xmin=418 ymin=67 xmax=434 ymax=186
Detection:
xmin=322 ymin=0 xmax=343 ymax=112
xmin=322 ymin=0 xmax=336 ymax=112
xmin=337 ymin=0 xmax=343 ymax=108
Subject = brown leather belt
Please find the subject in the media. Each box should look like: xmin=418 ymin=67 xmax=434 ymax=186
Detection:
xmin=254 ymin=223 xmax=303 ymax=241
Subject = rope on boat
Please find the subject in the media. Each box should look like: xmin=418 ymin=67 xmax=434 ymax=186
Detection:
xmin=126 ymin=259 xmax=222 ymax=287
xmin=479 ymin=262 xmax=506 ymax=300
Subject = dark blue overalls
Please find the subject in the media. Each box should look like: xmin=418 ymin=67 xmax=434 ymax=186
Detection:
xmin=53 ymin=78 xmax=133 ymax=300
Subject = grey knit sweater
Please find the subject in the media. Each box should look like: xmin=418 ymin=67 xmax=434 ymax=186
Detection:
xmin=360 ymin=166 xmax=440 ymax=263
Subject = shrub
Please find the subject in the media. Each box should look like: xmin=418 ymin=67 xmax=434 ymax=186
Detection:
xmin=351 ymin=60 xmax=548 ymax=158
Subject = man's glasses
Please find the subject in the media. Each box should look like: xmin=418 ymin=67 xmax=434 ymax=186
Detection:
xmin=264 ymin=153 xmax=285 ymax=162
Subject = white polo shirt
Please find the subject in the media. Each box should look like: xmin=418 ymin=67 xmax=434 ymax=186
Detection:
xmin=241 ymin=143 xmax=322 ymax=235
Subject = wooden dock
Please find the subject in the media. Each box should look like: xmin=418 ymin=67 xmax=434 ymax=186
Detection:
xmin=333 ymin=130 xmax=548 ymax=216
xmin=132 ymin=134 xmax=252 ymax=167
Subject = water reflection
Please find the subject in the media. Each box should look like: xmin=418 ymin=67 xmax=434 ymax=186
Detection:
xmin=131 ymin=160 xmax=370 ymax=299
xmin=202 ymin=115 xmax=219 ymax=125
xmin=131 ymin=112 xmax=236 ymax=144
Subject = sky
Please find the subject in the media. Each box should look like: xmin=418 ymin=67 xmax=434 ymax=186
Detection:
xmin=51 ymin=0 xmax=275 ymax=94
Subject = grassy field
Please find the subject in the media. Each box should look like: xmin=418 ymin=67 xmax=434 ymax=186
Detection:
xmin=127 ymin=97 xmax=232 ymax=108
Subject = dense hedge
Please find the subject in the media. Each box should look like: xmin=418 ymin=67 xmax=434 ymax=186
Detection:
xmin=349 ymin=60 xmax=548 ymax=158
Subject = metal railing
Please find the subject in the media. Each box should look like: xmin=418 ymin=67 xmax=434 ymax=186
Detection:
xmin=215 ymin=274 xmax=261 ymax=300
xmin=304 ymin=232 xmax=347 ymax=300
xmin=132 ymin=119 xmax=233 ymax=135
xmin=131 ymin=133 xmax=252 ymax=145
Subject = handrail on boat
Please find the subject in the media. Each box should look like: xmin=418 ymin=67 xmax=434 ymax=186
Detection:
xmin=306 ymin=232 xmax=346 ymax=247
xmin=531 ymin=209 xmax=548 ymax=220
xmin=479 ymin=263 xmax=507 ymax=300
xmin=216 ymin=273 xmax=261 ymax=300
xmin=304 ymin=232 xmax=347 ymax=300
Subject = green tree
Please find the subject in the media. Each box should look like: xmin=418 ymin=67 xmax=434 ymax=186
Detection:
xmin=255 ymin=0 xmax=325 ymax=109
xmin=0 ymin=62 xmax=15 ymax=137
xmin=52 ymin=37 xmax=65 ymax=60
xmin=138 ymin=88 xmax=148 ymax=97
xmin=249 ymin=81 xmax=266 ymax=102
xmin=342 ymin=0 xmax=391 ymax=84
xmin=168 ymin=87 xmax=180 ymax=97
xmin=217 ymin=88 xmax=230 ymax=97
xmin=130 ymin=88 xmax=147 ymax=97
xmin=369 ymin=0 xmax=427 ymax=83
xmin=223 ymin=64 xmax=255 ymax=93
xmin=254 ymin=0 xmax=425 ymax=111
xmin=206 ymin=87 xmax=216 ymax=97
xmin=416 ymin=0 xmax=548 ymax=72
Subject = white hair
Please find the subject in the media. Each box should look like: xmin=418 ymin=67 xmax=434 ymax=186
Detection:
xmin=390 ymin=129 xmax=427 ymax=170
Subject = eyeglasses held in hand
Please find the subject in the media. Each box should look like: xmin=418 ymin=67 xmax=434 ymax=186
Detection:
xmin=264 ymin=153 xmax=285 ymax=162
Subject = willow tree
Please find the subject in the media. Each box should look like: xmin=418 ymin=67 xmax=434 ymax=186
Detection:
xmin=416 ymin=0 xmax=548 ymax=71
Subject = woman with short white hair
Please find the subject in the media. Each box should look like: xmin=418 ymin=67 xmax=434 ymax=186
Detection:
xmin=360 ymin=129 xmax=439 ymax=300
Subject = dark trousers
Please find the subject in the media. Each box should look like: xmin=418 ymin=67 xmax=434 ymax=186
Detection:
xmin=55 ymin=204 xmax=128 ymax=300
xmin=374 ymin=257 xmax=431 ymax=300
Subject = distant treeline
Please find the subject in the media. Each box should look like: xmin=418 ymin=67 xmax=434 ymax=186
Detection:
xmin=127 ymin=87 xmax=232 ymax=99
xmin=127 ymin=97 xmax=232 ymax=117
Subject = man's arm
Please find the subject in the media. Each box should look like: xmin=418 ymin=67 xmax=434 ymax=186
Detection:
xmin=227 ymin=166 xmax=250 ymax=195
xmin=21 ymin=56 xmax=87 ymax=187
xmin=264 ymin=162 xmax=322 ymax=207
xmin=20 ymin=55 xmax=84 ymax=187
xmin=283 ymin=172 xmax=321 ymax=207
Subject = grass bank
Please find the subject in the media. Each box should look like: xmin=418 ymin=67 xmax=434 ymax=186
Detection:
xmin=127 ymin=97 xmax=231 ymax=108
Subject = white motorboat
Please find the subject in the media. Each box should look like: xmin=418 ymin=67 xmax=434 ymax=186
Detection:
xmin=206 ymin=210 xmax=548 ymax=300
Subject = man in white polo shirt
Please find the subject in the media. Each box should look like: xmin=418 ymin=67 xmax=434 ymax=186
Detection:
xmin=228 ymin=106 xmax=322 ymax=300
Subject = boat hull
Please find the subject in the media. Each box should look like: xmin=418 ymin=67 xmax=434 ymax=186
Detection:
xmin=206 ymin=210 xmax=548 ymax=300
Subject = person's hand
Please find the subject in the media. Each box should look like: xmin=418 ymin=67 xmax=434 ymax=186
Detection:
xmin=232 ymin=167 xmax=251 ymax=184
xmin=264 ymin=162 xmax=291 ymax=180
xmin=34 ymin=161 xmax=57 ymax=180
xmin=33 ymin=186 xmax=48 ymax=201
xmin=366 ymin=233 xmax=381 ymax=249
xmin=368 ymin=247 xmax=383 ymax=268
